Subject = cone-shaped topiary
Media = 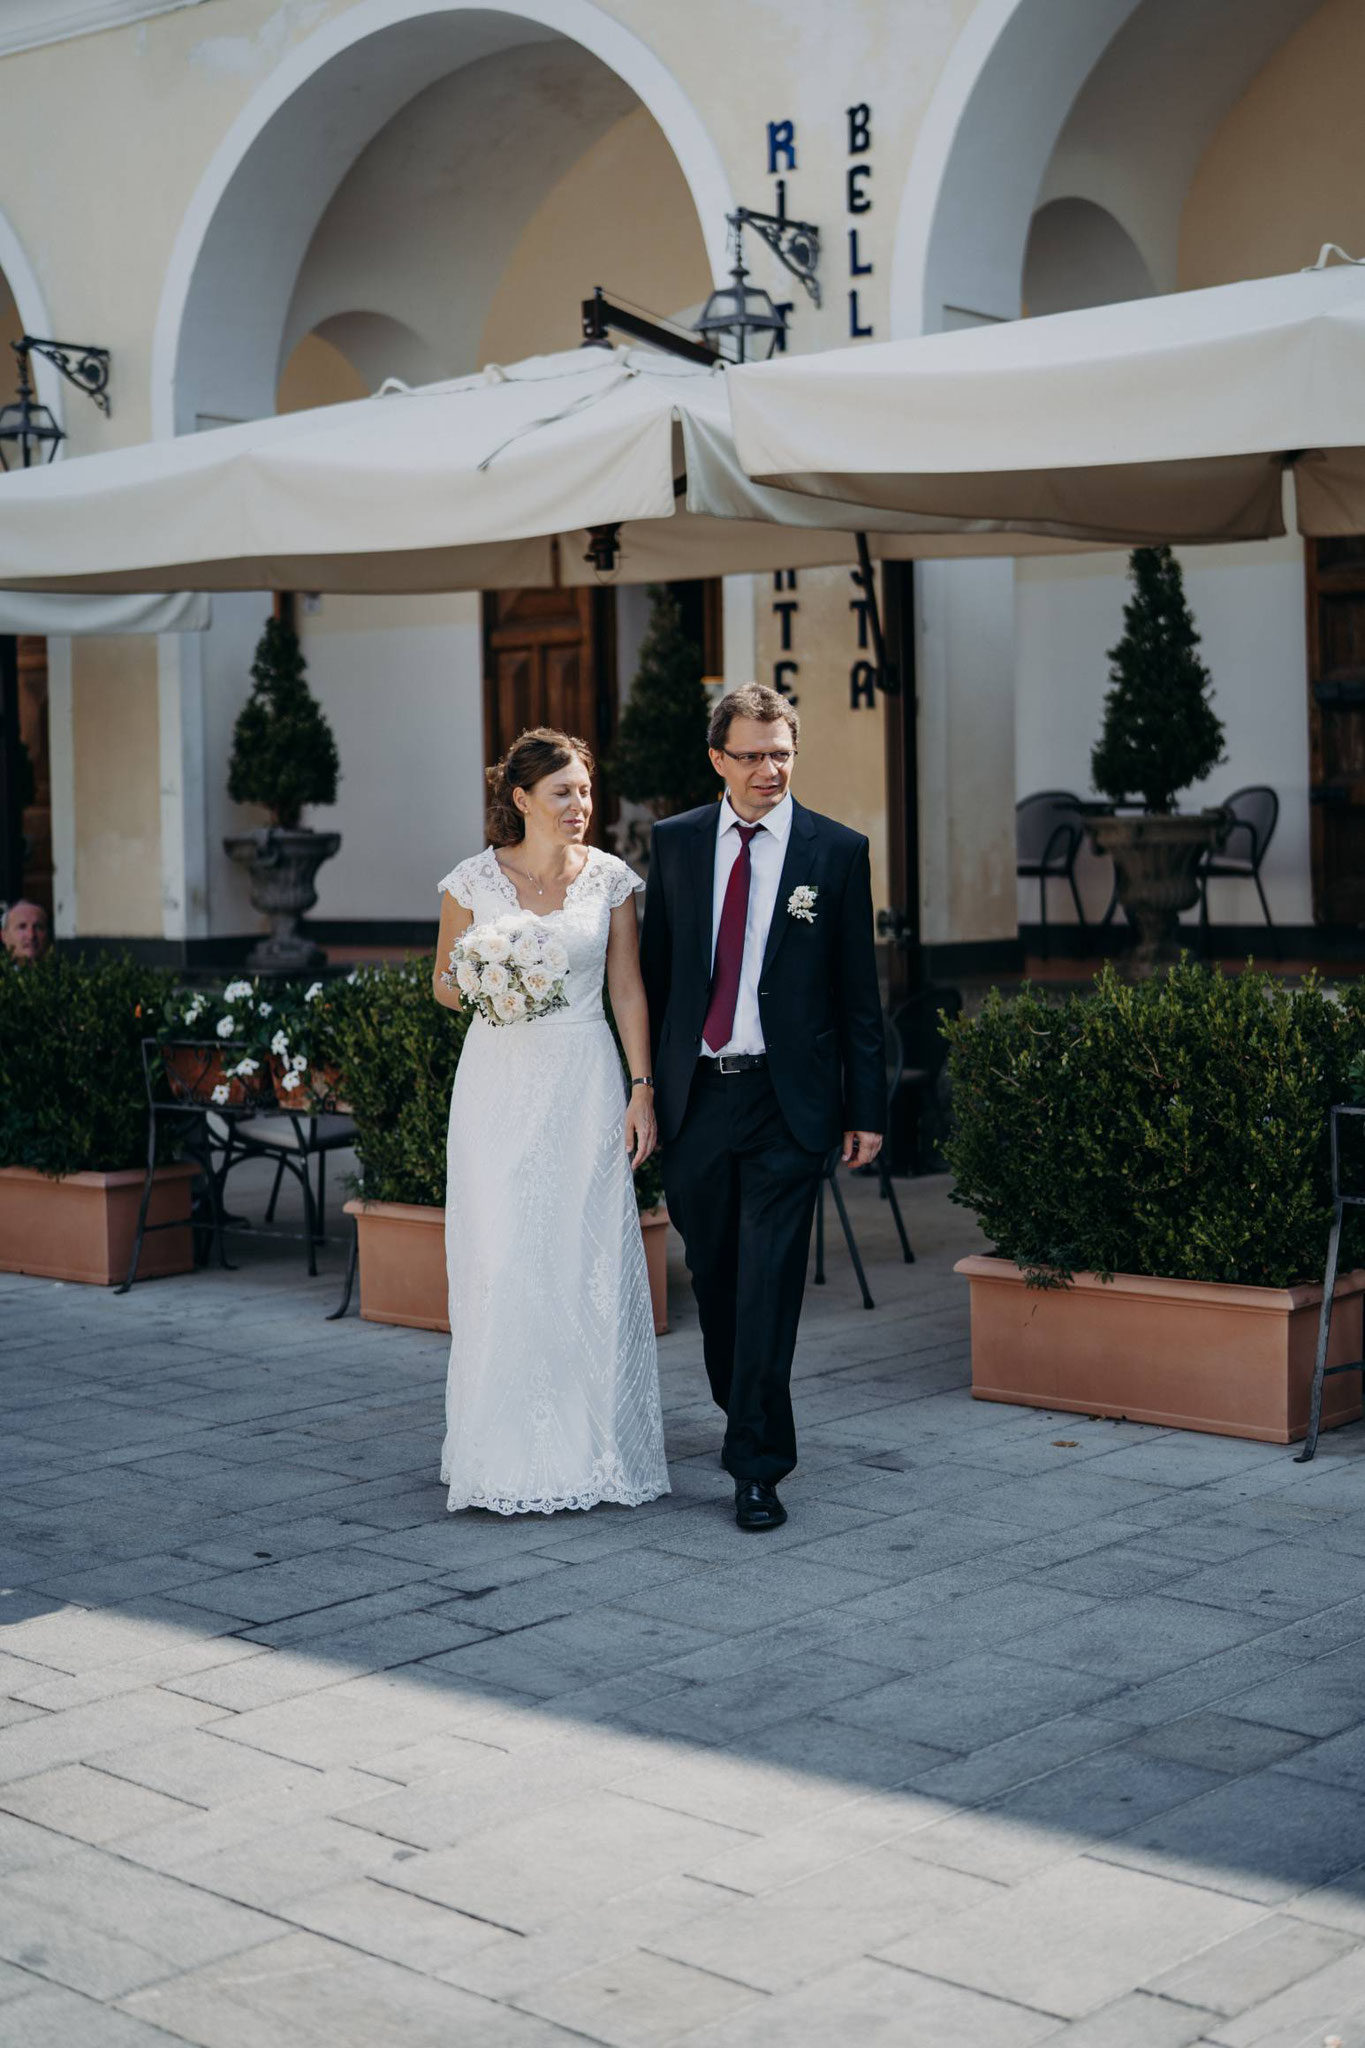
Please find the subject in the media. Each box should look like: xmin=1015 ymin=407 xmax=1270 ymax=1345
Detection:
xmin=227 ymin=616 xmax=340 ymax=830
xmin=605 ymin=586 xmax=716 ymax=815
xmin=1091 ymin=546 xmax=1225 ymax=814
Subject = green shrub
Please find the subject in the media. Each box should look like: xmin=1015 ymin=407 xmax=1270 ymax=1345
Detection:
xmin=944 ymin=962 xmax=1365 ymax=1289
xmin=605 ymin=585 xmax=716 ymax=814
xmin=227 ymin=616 xmax=340 ymax=829
xmin=330 ymin=957 xmax=467 ymax=1207
xmin=0 ymin=952 xmax=177 ymax=1174
xmin=1091 ymin=546 xmax=1225 ymax=813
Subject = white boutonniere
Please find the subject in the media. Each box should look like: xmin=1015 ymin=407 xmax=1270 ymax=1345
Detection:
xmin=787 ymin=885 xmax=818 ymax=923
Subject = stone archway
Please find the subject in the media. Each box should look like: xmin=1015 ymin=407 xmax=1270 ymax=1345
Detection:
xmin=149 ymin=1 xmax=732 ymax=946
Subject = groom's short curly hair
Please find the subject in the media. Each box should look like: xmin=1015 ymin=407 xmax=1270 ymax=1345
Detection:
xmin=707 ymin=684 xmax=800 ymax=753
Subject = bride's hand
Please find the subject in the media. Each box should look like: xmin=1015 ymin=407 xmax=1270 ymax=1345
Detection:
xmin=625 ymin=1089 xmax=657 ymax=1169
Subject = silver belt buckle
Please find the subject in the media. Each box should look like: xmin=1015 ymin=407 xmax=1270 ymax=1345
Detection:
xmin=717 ymin=1053 xmax=741 ymax=1075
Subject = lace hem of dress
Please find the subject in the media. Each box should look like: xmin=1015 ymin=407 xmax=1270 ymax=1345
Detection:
xmin=441 ymin=1476 xmax=670 ymax=1516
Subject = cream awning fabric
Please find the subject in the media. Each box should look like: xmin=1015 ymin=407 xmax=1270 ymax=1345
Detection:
xmin=0 ymin=591 xmax=210 ymax=633
xmin=0 ymin=346 xmax=1094 ymax=597
xmin=728 ymin=261 xmax=1365 ymax=544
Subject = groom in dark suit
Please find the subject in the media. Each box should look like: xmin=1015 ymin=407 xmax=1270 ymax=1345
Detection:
xmin=640 ymin=684 xmax=886 ymax=1532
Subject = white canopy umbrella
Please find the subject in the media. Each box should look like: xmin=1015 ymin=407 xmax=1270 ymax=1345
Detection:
xmin=728 ymin=257 xmax=1365 ymax=545
xmin=0 ymin=345 xmax=1090 ymax=598
xmin=0 ymin=591 xmax=210 ymax=633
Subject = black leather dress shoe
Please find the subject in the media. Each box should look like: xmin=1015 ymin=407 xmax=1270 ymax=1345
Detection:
xmin=735 ymin=1481 xmax=786 ymax=1532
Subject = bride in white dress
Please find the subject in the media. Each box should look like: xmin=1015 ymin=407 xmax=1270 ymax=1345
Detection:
xmin=432 ymin=727 xmax=670 ymax=1516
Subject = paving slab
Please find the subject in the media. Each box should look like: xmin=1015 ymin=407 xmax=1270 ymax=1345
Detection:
xmin=9 ymin=1163 xmax=1365 ymax=2042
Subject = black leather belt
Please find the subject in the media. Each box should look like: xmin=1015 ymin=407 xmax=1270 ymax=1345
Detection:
xmin=703 ymin=1052 xmax=768 ymax=1075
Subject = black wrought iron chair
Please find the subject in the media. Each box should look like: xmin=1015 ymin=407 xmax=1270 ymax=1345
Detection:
xmin=1198 ymin=785 xmax=1279 ymax=958
xmin=1017 ymin=791 xmax=1087 ymax=955
xmin=813 ymin=1014 xmax=915 ymax=1311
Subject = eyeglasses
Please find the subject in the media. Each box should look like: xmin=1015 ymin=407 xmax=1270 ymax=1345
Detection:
xmin=721 ymin=747 xmax=796 ymax=768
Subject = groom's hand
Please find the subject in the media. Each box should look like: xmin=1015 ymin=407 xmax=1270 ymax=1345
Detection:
xmin=841 ymin=1131 xmax=883 ymax=1167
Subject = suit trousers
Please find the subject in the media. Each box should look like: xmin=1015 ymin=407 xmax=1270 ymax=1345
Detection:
xmin=662 ymin=1062 xmax=825 ymax=1486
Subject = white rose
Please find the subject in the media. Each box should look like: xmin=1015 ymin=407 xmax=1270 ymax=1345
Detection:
xmin=216 ymin=1015 xmax=237 ymax=1039
xmin=479 ymin=931 xmax=512 ymax=964
xmin=481 ymin=963 xmax=510 ymax=995
xmin=510 ymin=931 xmax=542 ymax=968
xmin=270 ymin=1030 xmax=290 ymax=1057
xmin=305 ymin=981 xmax=323 ymax=1002
xmin=542 ymin=939 xmax=568 ymax=975
xmin=492 ymin=992 xmax=522 ymax=1023
xmin=521 ymin=966 xmax=553 ymax=1000
xmin=456 ymin=962 xmax=481 ymax=997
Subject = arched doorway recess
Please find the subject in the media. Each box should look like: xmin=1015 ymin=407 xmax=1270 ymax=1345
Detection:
xmin=151 ymin=0 xmax=731 ymax=947
xmin=888 ymin=0 xmax=1330 ymax=960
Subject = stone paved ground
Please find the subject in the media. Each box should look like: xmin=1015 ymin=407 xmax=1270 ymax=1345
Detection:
xmin=6 ymin=1164 xmax=1365 ymax=2046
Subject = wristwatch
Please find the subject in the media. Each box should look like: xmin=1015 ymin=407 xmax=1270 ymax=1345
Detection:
xmin=630 ymin=1075 xmax=654 ymax=1089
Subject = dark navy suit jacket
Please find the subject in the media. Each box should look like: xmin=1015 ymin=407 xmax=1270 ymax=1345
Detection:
xmin=639 ymin=797 xmax=886 ymax=1155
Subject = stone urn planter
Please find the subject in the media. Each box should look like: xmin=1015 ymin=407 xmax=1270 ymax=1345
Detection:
xmin=0 ymin=1162 xmax=197 ymax=1286
xmin=224 ymin=826 xmax=341 ymax=976
xmin=1086 ymin=810 xmax=1226 ymax=975
xmin=956 ymin=1254 xmax=1365 ymax=1444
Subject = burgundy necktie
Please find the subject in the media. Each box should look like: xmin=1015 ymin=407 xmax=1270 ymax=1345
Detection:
xmin=703 ymin=822 xmax=761 ymax=1054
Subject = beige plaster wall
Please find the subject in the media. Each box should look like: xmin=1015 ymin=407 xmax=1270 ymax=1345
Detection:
xmin=276 ymin=329 xmax=369 ymax=412
xmin=1180 ymin=0 xmax=1365 ymax=288
xmin=71 ymin=636 xmax=162 ymax=934
xmin=754 ymin=566 xmax=888 ymax=912
xmin=479 ymin=104 xmax=712 ymax=363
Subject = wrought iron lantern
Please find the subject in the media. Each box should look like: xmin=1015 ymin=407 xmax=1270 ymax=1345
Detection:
xmin=0 ymin=336 xmax=110 ymax=470
xmin=694 ymin=205 xmax=821 ymax=362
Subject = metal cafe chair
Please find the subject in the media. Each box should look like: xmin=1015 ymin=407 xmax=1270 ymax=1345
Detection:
xmin=813 ymin=1014 xmax=915 ymax=1311
xmin=1198 ymin=784 xmax=1280 ymax=958
xmin=1016 ymin=791 xmax=1088 ymax=956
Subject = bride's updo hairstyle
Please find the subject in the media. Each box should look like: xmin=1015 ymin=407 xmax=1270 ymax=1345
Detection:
xmin=486 ymin=727 xmax=595 ymax=844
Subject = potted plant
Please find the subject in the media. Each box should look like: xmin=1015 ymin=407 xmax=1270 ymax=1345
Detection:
xmin=223 ymin=615 xmax=341 ymax=974
xmin=1086 ymin=547 xmax=1228 ymax=974
xmin=155 ymin=978 xmax=278 ymax=1109
xmin=945 ymin=962 xmax=1365 ymax=1443
xmin=336 ymin=956 xmax=467 ymax=1331
xmin=0 ymin=952 xmax=197 ymax=1285
xmin=605 ymin=585 xmax=717 ymax=865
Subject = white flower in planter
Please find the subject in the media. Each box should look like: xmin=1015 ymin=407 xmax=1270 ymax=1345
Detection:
xmin=216 ymin=1015 xmax=237 ymax=1039
xmin=280 ymin=1069 xmax=302 ymax=1092
xmin=270 ymin=1030 xmax=290 ymax=1058
xmin=231 ymin=1057 xmax=260 ymax=1078
xmin=224 ymin=979 xmax=253 ymax=1003
xmin=787 ymin=885 xmax=818 ymax=923
xmin=304 ymin=981 xmax=324 ymax=1002
xmin=257 ymin=1001 xmax=273 ymax=1017
xmin=210 ymin=1083 xmax=231 ymax=1105
xmin=290 ymin=1053 xmax=308 ymax=1073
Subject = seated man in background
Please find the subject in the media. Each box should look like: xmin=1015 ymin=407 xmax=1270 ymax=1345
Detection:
xmin=2 ymin=899 xmax=51 ymax=962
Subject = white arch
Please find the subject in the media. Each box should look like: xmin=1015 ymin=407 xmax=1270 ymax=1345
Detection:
xmin=0 ymin=202 xmax=64 ymax=430
xmin=151 ymin=0 xmax=733 ymax=437
xmin=890 ymin=0 xmax=1144 ymax=337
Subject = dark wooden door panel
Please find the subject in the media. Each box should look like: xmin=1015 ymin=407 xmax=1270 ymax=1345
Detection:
xmin=1308 ymin=540 xmax=1365 ymax=922
xmin=482 ymin=588 xmax=616 ymax=847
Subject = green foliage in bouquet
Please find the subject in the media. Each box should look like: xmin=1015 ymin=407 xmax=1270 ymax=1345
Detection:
xmin=227 ymin=616 xmax=340 ymax=830
xmin=0 ymin=952 xmax=177 ymax=1174
xmin=605 ymin=586 xmax=716 ymax=814
xmin=1091 ymin=546 xmax=1226 ymax=813
xmin=329 ymin=956 xmax=468 ymax=1207
xmin=944 ymin=961 xmax=1365 ymax=1290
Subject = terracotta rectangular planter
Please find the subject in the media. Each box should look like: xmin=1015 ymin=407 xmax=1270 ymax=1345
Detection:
xmin=640 ymin=1205 xmax=672 ymax=1336
xmin=344 ymin=1197 xmax=449 ymax=1332
xmin=344 ymin=1198 xmax=674 ymax=1339
xmin=956 ymin=1254 xmax=1365 ymax=1444
xmin=0 ymin=1162 xmax=197 ymax=1287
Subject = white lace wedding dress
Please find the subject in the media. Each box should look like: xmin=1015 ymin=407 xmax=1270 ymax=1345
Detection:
xmin=436 ymin=844 xmax=670 ymax=1516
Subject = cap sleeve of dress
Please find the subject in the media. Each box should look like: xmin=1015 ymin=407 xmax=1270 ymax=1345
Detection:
xmin=437 ymin=852 xmax=484 ymax=908
xmin=598 ymin=851 xmax=646 ymax=908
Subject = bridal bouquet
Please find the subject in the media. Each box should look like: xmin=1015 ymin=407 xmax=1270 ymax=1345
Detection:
xmin=443 ymin=914 xmax=570 ymax=1026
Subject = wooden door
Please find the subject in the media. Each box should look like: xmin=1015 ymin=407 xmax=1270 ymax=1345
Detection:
xmin=1308 ymin=540 xmax=1365 ymax=923
xmin=17 ymin=636 xmax=51 ymax=912
xmin=482 ymin=588 xmax=616 ymax=845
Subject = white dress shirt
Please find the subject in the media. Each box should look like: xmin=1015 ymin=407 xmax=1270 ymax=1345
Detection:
xmin=703 ymin=792 xmax=793 ymax=1057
